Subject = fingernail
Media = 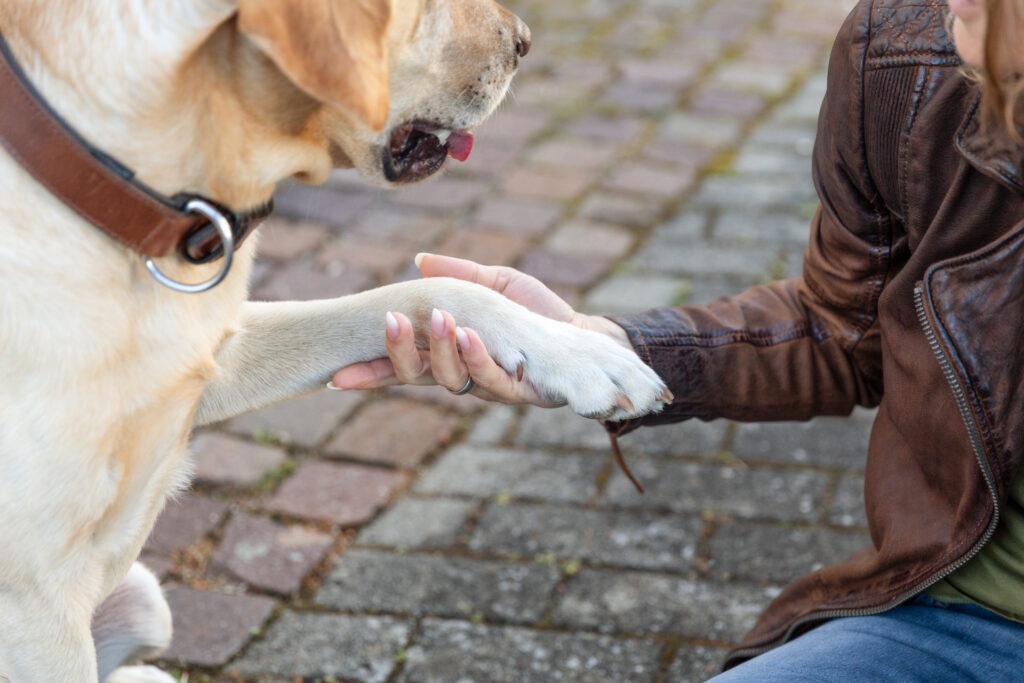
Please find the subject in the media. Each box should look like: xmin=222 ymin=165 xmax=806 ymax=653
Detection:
xmin=326 ymin=381 xmax=345 ymax=391
xmin=455 ymin=326 xmax=470 ymax=351
xmin=386 ymin=312 xmax=399 ymax=341
xmin=414 ymin=252 xmax=430 ymax=269
xmin=431 ymin=308 xmax=445 ymax=338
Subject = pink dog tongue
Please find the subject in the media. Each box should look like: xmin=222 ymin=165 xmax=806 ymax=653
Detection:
xmin=446 ymin=131 xmax=474 ymax=162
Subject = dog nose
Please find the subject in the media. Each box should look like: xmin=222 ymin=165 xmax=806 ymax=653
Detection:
xmin=515 ymin=21 xmax=531 ymax=58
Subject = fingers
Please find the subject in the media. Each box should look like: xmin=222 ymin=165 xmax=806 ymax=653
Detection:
xmin=330 ymin=357 xmax=398 ymax=390
xmin=454 ymin=325 xmax=563 ymax=408
xmin=331 ymin=305 xmax=560 ymax=409
xmin=385 ymin=311 xmax=432 ymax=384
xmin=428 ymin=308 xmax=471 ymax=393
xmin=330 ymin=311 xmax=429 ymax=390
xmin=415 ymin=253 xmax=519 ymax=297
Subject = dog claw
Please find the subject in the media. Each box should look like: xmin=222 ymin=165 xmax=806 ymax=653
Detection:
xmin=516 ymin=363 xmax=524 ymax=382
xmin=661 ymin=388 xmax=674 ymax=403
xmin=616 ymin=394 xmax=635 ymax=414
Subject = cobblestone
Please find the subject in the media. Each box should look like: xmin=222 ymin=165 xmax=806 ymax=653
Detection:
xmin=230 ymin=612 xmax=410 ymax=682
xmin=400 ymin=619 xmax=664 ymax=683
xmin=154 ymin=0 xmax=872 ymax=679
xmin=315 ymin=549 xmax=560 ymax=624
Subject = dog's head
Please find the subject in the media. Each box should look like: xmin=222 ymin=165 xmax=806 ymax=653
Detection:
xmin=208 ymin=0 xmax=529 ymax=193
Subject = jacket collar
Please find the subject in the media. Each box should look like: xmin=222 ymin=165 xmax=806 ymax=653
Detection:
xmin=956 ymin=93 xmax=1024 ymax=196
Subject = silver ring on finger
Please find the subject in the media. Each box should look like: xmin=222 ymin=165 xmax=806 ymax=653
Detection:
xmin=449 ymin=375 xmax=474 ymax=396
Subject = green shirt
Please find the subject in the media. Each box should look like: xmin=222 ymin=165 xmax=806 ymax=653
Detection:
xmin=928 ymin=472 xmax=1024 ymax=621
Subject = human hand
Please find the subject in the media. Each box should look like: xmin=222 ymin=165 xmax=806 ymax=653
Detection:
xmin=330 ymin=253 xmax=634 ymax=407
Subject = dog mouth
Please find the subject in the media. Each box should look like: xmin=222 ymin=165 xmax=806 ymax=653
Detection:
xmin=383 ymin=122 xmax=475 ymax=184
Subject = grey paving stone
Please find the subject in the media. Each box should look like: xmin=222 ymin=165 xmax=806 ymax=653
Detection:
xmin=399 ymin=619 xmax=663 ymax=683
xmin=414 ymin=445 xmax=604 ymax=504
xmin=731 ymin=409 xmax=875 ymax=469
xmin=630 ymin=239 xmax=779 ymax=278
xmin=161 ymin=586 xmax=276 ymax=667
xmin=712 ymin=209 xmax=812 ymax=246
xmin=551 ymin=569 xmax=775 ymax=641
xmin=575 ymin=192 xmax=664 ymax=229
xmin=613 ymin=419 xmax=730 ymax=459
xmin=230 ymin=611 xmax=409 ymax=683
xmin=707 ymin=521 xmax=872 ymax=584
xmin=226 ymin=388 xmax=364 ymax=448
xmin=357 ymin=497 xmax=476 ymax=549
xmin=602 ymin=457 xmax=830 ymax=522
xmin=830 ymin=472 xmax=869 ymax=527
xmin=469 ymin=504 xmax=701 ymax=571
xmin=684 ymin=274 xmax=762 ymax=307
xmin=730 ymin=148 xmax=813 ymax=179
xmin=544 ymin=220 xmax=636 ymax=259
xmin=190 ymin=433 xmax=286 ymax=488
xmin=694 ymin=175 xmax=818 ymax=210
xmin=464 ymin=404 xmax=519 ymax=445
xmin=316 ymin=549 xmax=559 ymax=624
xmin=658 ymin=112 xmax=745 ymax=149
xmin=668 ymin=645 xmax=731 ymax=682
xmin=745 ymin=122 xmax=817 ymax=155
xmin=514 ymin=407 xmax=616 ymax=451
xmin=210 ymin=513 xmax=333 ymax=595
xmin=710 ymin=62 xmax=795 ymax=96
xmin=582 ymin=273 xmax=688 ymax=315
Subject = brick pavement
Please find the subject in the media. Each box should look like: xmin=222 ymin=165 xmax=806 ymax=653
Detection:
xmin=149 ymin=0 xmax=868 ymax=680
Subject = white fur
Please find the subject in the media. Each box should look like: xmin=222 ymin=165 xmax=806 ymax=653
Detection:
xmin=0 ymin=1 xmax=666 ymax=680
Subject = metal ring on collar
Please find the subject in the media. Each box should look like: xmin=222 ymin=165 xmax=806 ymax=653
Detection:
xmin=449 ymin=375 xmax=474 ymax=396
xmin=145 ymin=198 xmax=235 ymax=294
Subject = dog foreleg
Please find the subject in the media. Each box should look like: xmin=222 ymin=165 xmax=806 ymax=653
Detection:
xmin=195 ymin=277 xmax=669 ymax=426
xmin=194 ymin=289 xmax=403 ymax=426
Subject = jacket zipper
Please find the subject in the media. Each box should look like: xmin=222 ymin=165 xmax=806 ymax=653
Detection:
xmin=728 ymin=284 xmax=1001 ymax=664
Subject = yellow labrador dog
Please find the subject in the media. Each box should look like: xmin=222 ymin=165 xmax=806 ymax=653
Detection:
xmin=0 ymin=0 xmax=669 ymax=681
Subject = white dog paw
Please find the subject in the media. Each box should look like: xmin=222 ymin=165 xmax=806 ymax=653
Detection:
xmin=105 ymin=665 xmax=178 ymax=683
xmin=490 ymin=319 xmax=673 ymax=421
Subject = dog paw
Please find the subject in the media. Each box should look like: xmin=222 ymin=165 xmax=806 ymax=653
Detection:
xmin=488 ymin=318 xmax=673 ymax=421
xmin=105 ymin=665 xmax=178 ymax=683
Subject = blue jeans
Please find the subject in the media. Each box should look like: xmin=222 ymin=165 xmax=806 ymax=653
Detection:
xmin=709 ymin=595 xmax=1024 ymax=682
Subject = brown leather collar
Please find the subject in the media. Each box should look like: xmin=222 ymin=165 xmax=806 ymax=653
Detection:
xmin=0 ymin=32 xmax=271 ymax=266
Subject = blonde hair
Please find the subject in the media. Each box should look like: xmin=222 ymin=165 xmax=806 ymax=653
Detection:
xmin=977 ymin=0 xmax=1024 ymax=142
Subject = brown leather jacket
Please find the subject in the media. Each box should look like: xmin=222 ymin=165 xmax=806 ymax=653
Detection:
xmin=609 ymin=0 xmax=1024 ymax=669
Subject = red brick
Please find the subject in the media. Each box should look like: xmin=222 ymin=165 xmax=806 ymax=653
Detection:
xmin=501 ymin=166 xmax=595 ymax=201
xmin=517 ymin=249 xmax=611 ymax=287
xmin=472 ymin=197 xmax=563 ymax=236
xmin=252 ymin=260 xmax=375 ymax=301
xmin=264 ymin=461 xmax=406 ymax=526
xmin=325 ymin=399 xmax=459 ymax=467
xmin=144 ymin=494 xmax=228 ymax=556
xmin=434 ymin=229 xmax=528 ymax=266
xmin=162 ymin=587 xmax=275 ymax=667
xmin=210 ymin=513 xmax=332 ymax=595
xmin=191 ymin=433 xmax=286 ymax=488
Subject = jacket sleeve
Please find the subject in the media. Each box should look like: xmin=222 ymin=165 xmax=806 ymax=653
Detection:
xmin=610 ymin=0 xmax=891 ymax=431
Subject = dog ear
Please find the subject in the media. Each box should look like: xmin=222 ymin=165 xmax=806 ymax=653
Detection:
xmin=237 ymin=0 xmax=391 ymax=132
